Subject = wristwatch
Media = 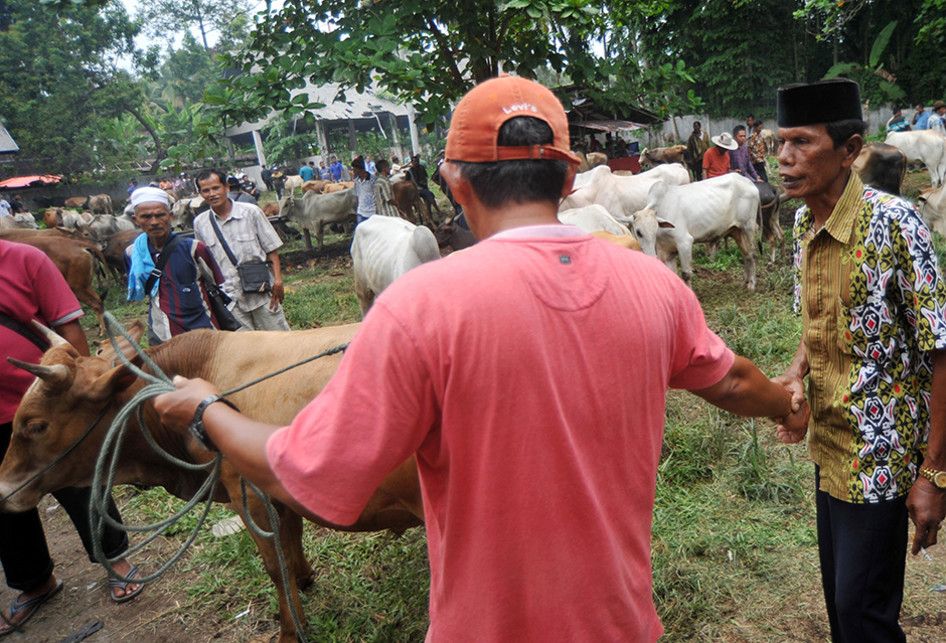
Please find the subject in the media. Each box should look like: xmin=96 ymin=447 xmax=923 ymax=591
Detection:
xmin=919 ymin=466 xmax=946 ymax=490
xmin=189 ymin=395 xmax=239 ymax=451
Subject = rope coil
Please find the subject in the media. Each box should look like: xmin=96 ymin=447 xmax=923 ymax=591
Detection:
xmin=89 ymin=312 xmax=348 ymax=642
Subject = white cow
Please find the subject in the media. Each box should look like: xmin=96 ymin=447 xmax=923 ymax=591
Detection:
xmin=558 ymin=204 xmax=634 ymax=237
xmin=560 ymin=164 xmax=690 ymax=219
xmin=629 ymin=173 xmax=761 ymax=291
xmin=283 ymin=175 xmax=304 ymax=194
xmin=885 ymin=130 xmax=946 ymax=187
xmin=60 ymin=210 xmax=94 ymax=231
xmin=0 ymin=213 xmax=38 ymax=231
xmin=279 ymin=189 xmax=356 ymax=252
xmin=350 ymin=214 xmax=440 ymax=314
xmin=917 ymin=186 xmax=946 ymax=237
xmin=86 ymin=214 xmax=135 ymax=242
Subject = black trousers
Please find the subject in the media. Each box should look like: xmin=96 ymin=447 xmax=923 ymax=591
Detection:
xmin=815 ymin=468 xmax=907 ymax=643
xmin=0 ymin=422 xmax=128 ymax=593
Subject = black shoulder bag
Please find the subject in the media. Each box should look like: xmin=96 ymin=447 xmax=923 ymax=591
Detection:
xmin=208 ymin=213 xmax=273 ymax=294
xmin=0 ymin=312 xmax=49 ymax=352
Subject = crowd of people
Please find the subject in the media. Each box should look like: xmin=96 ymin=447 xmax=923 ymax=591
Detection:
xmin=2 ymin=74 xmax=945 ymax=642
xmin=886 ymin=100 xmax=946 ymax=134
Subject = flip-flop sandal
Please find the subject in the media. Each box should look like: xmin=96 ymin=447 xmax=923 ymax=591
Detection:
xmin=108 ymin=564 xmax=144 ymax=604
xmin=0 ymin=578 xmax=64 ymax=637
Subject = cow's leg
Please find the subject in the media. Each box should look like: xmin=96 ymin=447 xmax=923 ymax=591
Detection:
xmin=280 ymin=509 xmax=314 ymax=590
xmin=233 ymin=493 xmax=306 ymax=643
xmin=316 ymin=223 xmax=325 ymax=254
xmin=677 ymin=237 xmax=694 ymax=285
xmin=303 ymin=228 xmax=314 ymax=253
xmin=731 ymin=228 xmax=758 ymax=291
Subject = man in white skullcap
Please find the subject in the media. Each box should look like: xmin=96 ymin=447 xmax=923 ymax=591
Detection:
xmin=126 ymin=186 xmax=233 ymax=344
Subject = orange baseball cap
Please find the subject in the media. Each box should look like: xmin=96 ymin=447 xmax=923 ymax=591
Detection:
xmin=445 ymin=75 xmax=580 ymax=166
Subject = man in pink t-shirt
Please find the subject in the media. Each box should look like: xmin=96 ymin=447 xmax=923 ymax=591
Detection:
xmin=0 ymin=239 xmax=143 ymax=634
xmin=155 ymin=77 xmax=809 ymax=641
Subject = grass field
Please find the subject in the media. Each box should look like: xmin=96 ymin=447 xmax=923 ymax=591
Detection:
xmin=78 ymin=172 xmax=946 ymax=641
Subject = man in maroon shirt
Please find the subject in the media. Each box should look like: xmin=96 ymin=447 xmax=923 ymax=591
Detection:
xmin=0 ymin=239 xmax=143 ymax=635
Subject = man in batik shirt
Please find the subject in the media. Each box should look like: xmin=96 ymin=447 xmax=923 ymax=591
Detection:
xmin=775 ymin=78 xmax=946 ymax=643
xmin=748 ymin=120 xmax=768 ymax=181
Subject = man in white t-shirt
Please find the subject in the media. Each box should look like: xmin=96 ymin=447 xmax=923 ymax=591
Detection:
xmin=352 ymin=156 xmax=377 ymax=225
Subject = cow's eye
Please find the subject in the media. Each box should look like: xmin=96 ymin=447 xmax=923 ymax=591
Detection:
xmin=26 ymin=421 xmax=48 ymax=435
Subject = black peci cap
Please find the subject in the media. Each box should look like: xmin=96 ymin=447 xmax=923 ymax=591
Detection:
xmin=777 ymin=78 xmax=862 ymax=127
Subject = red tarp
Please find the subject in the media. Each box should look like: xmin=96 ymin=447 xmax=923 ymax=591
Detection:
xmin=0 ymin=175 xmax=62 ymax=189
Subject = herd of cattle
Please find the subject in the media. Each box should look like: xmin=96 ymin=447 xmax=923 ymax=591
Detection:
xmin=1 ymin=133 xmax=946 ymax=641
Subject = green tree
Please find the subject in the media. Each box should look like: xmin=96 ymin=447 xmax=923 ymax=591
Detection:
xmin=138 ymin=0 xmax=249 ymax=51
xmin=0 ymin=0 xmax=143 ymax=174
xmin=219 ymin=0 xmax=700 ymax=127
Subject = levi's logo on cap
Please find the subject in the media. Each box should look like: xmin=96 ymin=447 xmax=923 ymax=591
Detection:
xmin=502 ymin=103 xmax=539 ymax=114
xmin=445 ymin=76 xmax=580 ymax=166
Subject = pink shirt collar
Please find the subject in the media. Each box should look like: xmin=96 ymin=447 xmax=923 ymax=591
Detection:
xmin=491 ymin=224 xmax=586 ymax=240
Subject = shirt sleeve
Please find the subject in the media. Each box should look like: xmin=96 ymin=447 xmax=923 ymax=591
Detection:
xmin=667 ymin=279 xmax=735 ymax=390
xmin=891 ymin=202 xmax=946 ymax=350
xmin=266 ymin=302 xmax=438 ymax=525
xmin=250 ymin=207 xmax=283 ymax=254
xmin=27 ymin=250 xmax=83 ymax=326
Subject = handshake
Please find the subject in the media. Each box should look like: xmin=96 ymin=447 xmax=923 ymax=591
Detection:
xmin=770 ymin=374 xmax=810 ymax=444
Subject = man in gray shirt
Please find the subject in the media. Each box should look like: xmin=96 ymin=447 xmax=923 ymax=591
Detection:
xmin=193 ymin=169 xmax=290 ymax=331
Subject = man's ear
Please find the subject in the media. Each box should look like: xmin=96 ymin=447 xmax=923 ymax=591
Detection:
xmin=842 ymin=134 xmax=864 ymax=168
xmin=560 ymin=163 xmax=578 ymax=198
xmin=438 ymin=161 xmax=471 ymax=205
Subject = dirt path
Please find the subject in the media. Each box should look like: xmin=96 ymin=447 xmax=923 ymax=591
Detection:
xmin=0 ymin=497 xmax=267 ymax=643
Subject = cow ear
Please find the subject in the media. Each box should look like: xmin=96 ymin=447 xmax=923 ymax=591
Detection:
xmin=657 ymin=218 xmax=676 ymax=229
xmin=85 ymin=364 xmax=137 ymax=401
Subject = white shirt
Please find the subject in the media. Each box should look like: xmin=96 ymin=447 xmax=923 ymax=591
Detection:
xmin=354 ymin=175 xmax=378 ymax=217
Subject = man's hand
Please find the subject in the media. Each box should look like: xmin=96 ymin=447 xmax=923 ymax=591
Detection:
xmin=907 ymin=477 xmax=946 ymax=555
xmin=775 ymin=400 xmax=810 ymax=443
xmin=153 ymin=376 xmax=221 ymax=431
xmin=771 ymin=374 xmax=809 ymax=443
xmin=772 ymin=373 xmax=805 ymax=412
xmin=269 ymin=280 xmax=285 ymax=310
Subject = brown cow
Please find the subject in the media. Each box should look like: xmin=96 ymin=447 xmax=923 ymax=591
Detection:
xmin=0 ymin=325 xmax=422 ymax=643
xmin=392 ymin=179 xmax=434 ymax=227
xmin=102 ymin=229 xmax=140 ymax=277
xmin=64 ymin=196 xmax=89 ymax=209
xmin=575 ymin=151 xmax=608 ymax=173
xmin=301 ymin=179 xmax=329 ymax=194
xmin=0 ymin=233 xmax=108 ymax=334
xmin=322 ymin=181 xmax=354 ymax=193
xmin=639 ymin=145 xmax=687 ymax=168
xmin=88 ymin=194 xmax=114 ymax=215
xmin=43 ymin=207 xmax=62 ymax=229
xmin=853 ymin=143 xmax=907 ymax=196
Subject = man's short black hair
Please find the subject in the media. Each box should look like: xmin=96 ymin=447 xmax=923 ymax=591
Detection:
xmin=693 ymin=121 xmax=701 ymax=128
xmin=352 ymin=156 xmax=366 ymax=171
xmin=195 ymin=169 xmax=227 ymax=190
xmin=453 ymin=117 xmax=568 ymax=209
xmin=732 ymin=124 xmax=747 ymax=136
xmin=747 ymin=113 xmax=755 ymax=119
xmin=825 ymin=119 xmax=867 ymax=148
xmin=308 ymin=161 xmax=315 ymax=166
xmin=376 ymin=159 xmax=390 ymax=173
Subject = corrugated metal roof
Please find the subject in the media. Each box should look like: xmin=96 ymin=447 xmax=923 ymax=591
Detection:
xmin=227 ymin=82 xmax=410 ymax=136
xmin=571 ymin=119 xmax=649 ymax=132
xmin=0 ymin=124 xmax=19 ymax=154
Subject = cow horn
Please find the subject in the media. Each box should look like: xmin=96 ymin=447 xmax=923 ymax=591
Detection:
xmin=6 ymin=358 xmax=72 ymax=391
xmin=30 ymin=321 xmax=70 ymax=348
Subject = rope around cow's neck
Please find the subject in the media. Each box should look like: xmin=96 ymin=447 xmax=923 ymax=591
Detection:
xmin=89 ymin=312 xmax=348 ymax=642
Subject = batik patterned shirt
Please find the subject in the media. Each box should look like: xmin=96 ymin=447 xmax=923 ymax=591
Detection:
xmin=792 ymin=172 xmax=946 ymax=503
